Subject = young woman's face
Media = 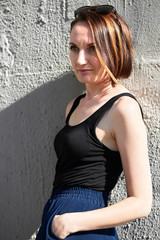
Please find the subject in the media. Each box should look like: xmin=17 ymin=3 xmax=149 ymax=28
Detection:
xmin=69 ymin=22 xmax=108 ymax=85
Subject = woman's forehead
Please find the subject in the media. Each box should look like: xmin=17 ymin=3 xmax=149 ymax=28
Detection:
xmin=70 ymin=22 xmax=93 ymax=43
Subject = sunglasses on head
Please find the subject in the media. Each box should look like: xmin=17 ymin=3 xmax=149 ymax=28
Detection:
xmin=74 ymin=5 xmax=122 ymax=31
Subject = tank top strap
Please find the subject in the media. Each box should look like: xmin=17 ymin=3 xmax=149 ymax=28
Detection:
xmin=88 ymin=92 xmax=144 ymax=128
xmin=65 ymin=93 xmax=86 ymax=124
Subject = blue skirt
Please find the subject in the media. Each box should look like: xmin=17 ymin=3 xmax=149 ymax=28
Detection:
xmin=36 ymin=187 xmax=119 ymax=240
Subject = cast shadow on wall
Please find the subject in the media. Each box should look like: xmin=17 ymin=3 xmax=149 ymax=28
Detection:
xmin=0 ymin=71 xmax=84 ymax=240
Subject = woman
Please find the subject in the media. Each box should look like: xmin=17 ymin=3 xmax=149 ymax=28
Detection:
xmin=36 ymin=5 xmax=152 ymax=240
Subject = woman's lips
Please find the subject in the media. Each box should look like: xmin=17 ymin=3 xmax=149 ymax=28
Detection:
xmin=78 ymin=69 xmax=92 ymax=73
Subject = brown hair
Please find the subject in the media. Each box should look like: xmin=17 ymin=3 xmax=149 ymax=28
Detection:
xmin=71 ymin=10 xmax=133 ymax=85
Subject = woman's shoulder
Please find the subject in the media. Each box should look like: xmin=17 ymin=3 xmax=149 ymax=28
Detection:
xmin=65 ymin=98 xmax=76 ymax=117
xmin=107 ymin=85 xmax=140 ymax=117
xmin=110 ymin=92 xmax=143 ymax=127
xmin=65 ymin=93 xmax=86 ymax=117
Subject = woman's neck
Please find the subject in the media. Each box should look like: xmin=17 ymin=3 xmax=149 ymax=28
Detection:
xmin=85 ymin=81 xmax=118 ymax=102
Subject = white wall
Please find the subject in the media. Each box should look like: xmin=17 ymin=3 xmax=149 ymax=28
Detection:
xmin=0 ymin=1 xmax=159 ymax=239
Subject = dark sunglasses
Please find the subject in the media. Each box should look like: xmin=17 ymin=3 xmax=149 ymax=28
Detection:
xmin=74 ymin=5 xmax=122 ymax=31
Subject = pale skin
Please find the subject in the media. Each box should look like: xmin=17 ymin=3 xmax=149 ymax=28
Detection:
xmin=52 ymin=22 xmax=152 ymax=239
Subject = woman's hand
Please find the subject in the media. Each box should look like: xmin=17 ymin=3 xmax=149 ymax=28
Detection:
xmin=52 ymin=213 xmax=77 ymax=239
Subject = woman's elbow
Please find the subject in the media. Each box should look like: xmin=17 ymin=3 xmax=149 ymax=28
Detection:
xmin=139 ymin=198 xmax=152 ymax=218
xmin=131 ymin=194 xmax=152 ymax=219
xmin=141 ymin=206 xmax=152 ymax=218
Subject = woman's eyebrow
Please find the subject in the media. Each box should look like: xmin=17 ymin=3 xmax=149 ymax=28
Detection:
xmin=69 ymin=42 xmax=95 ymax=46
xmin=87 ymin=43 xmax=95 ymax=46
xmin=69 ymin=42 xmax=76 ymax=45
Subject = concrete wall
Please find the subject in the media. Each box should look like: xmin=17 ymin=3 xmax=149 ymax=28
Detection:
xmin=0 ymin=0 xmax=159 ymax=240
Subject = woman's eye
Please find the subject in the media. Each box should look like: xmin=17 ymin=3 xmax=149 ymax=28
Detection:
xmin=69 ymin=45 xmax=78 ymax=51
xmin=89 ymin=45 xmax=96 ymax=51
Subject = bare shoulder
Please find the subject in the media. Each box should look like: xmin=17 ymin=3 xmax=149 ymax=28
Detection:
xmin=65 ymin=97 xmax=76 ymax=117
xmin=108 ymin=94 xmax=146 ymax=136
xmin=112 ymin=95 xmax=143 ymax=122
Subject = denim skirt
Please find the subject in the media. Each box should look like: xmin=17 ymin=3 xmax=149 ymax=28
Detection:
xmin=36 ymin=187 xmax=119 ymax=240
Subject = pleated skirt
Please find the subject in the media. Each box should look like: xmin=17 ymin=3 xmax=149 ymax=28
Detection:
xmin=36 ymin=187 xmax=119 ymax=240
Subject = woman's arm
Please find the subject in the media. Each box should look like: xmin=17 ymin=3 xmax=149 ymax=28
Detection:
xmin=52 ymin=97 xmax=152 ymax=239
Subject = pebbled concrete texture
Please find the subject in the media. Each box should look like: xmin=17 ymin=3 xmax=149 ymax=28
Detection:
xmin=0 ymin=0 xmax=159 ymax=240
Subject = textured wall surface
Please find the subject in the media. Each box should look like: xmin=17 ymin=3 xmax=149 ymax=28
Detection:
xmin=0 ymin=1 xmax=159 ymax=240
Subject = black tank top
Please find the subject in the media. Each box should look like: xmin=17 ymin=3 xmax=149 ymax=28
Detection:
xmin=53 ymin=93 xmax=143 ymax=192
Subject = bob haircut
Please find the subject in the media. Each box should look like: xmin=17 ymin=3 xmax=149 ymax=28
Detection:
xmin=71 ymin=9 xmax=133 ymax=85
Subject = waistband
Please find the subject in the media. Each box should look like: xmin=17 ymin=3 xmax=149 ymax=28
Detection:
xmin=51 ymin=186 xmax=109 ymax=205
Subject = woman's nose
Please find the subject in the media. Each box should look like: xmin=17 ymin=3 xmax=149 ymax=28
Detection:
xmin=76 ymin=50 xmax=87 ymax=65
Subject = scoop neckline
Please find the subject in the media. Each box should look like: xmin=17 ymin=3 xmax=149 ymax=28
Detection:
xmin=67 ymin=92 xmax=132 ymax=128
